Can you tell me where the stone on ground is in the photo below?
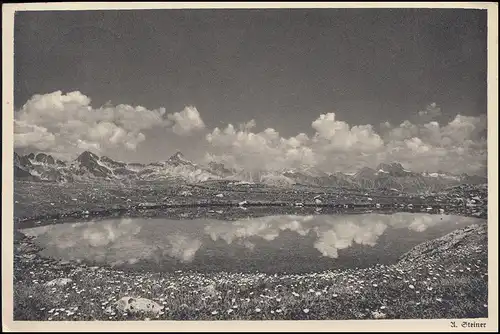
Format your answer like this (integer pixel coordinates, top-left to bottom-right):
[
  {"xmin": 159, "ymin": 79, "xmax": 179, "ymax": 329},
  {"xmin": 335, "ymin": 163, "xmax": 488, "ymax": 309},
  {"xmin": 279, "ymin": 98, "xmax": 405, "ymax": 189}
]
[
  {"xmin": 115, "ymin": 296, "xmax": 162, "ymax": 315},
  {"xmin": 45, "ymin": 278, "xmax": 73, "ymax": 287}
]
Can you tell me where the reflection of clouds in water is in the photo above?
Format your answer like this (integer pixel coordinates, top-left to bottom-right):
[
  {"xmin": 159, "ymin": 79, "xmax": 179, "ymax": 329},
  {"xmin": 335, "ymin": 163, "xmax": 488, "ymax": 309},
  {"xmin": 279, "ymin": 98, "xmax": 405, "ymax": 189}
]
[
  {"xmin": 204, "ymin": 215, "xmax": 313, "ymax": 245},
  {"xmin": 386, "ymin": 213, "xmax": 467, "ymax": 232},
  {"xmin": 21, "ymin": 213, "xmax": 482, "ymax": 264},
  {"xmin": 205, "ymin": 215, "xmax": 390, "ymax": 258},
  {"xmin": 408, "ymin": 215, "xmax": 443, "ymax": 232},
  {"xmin": 204, "ymin": 213, "xmax": 480, "ymax": 259},
  {"xmin": 24, "ymin": 219, "xmax": 142, "ymax": 249},
  {"xmin": 82, "ymin": 219, "xmax": 142, "ymax": 247},
  {"xmin": 313, "ymin": 220, "xmax": 387, "ymax": 258},
  {"xmin": 164, "ymin": 235, "xmax": 202, "ymax": 262},
  {"xmin": 22, "ymin": 218, "xmax": 202, "ymax": 264}
]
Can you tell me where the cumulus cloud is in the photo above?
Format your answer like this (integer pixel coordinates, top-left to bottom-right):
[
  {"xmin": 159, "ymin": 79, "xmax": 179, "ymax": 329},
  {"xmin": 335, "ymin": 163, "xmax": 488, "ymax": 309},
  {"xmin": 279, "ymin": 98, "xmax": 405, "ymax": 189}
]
[
  {"xmin": 14, "ymin": 91, "xmax": 206, "ymax": 158},
  {"xmin": 15, "ymin": 91, "xmax": 486, "ymax": 175},
  {"xmin": 311, "ymin": 113, "xmax": 384, "ymax": 152},
  {"xmin": 380, "ymin": 113, "xmax": 487, "ymax": 175},
  {"xmin": 167, "ymin": 105, "xmax": 206, "ymax": 136},
  {"xmin": 204, "ymin": 111, "xmax": 385, "ymax": 174},
  {"xmin": 417, "ymin": 102, "xmax": 442, "ymax": 120},
  {"xmin": 205, "ymin": 105, "xmax": 486, "ymax": 175},
  {"xmin": 206, "ymin": 122, "xmax": 318, "ymax": 172},
  {"xmin": 14, "ymin": 120, "xmax": 56, "ymax": 150}
]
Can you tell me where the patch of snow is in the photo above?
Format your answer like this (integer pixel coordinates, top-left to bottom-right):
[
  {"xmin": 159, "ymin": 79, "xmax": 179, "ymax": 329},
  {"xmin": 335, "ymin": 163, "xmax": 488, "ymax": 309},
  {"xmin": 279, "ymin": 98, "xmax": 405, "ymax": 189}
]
[
  {"xmin": 234, "ymin": 181, "xmax": 254, "ymax": 186},
  {"xmin": 127, "ymin": 164, "xmax": 145, "ymax": 172},
  {"xmin": 29, "ymin": 169, "xmax": 43, "ymax": 178},
  {"xmin": 177, "ymin": 154, "xmax": 191, "ymax": 164}
]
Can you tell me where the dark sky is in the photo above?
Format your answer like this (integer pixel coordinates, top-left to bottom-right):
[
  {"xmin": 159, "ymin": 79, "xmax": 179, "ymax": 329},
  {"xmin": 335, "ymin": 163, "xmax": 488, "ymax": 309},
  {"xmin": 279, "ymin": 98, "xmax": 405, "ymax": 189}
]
[{"xmin": 14, "ymin": 8, "xmax": 487, "ymax": 138}]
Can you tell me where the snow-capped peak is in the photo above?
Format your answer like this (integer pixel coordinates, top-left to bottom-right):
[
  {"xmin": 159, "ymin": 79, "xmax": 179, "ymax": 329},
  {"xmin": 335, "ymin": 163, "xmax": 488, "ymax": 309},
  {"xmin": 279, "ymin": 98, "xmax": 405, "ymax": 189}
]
[{"xmin": 167, "ymin": 151, "xmax": 195, "ymax": 166}]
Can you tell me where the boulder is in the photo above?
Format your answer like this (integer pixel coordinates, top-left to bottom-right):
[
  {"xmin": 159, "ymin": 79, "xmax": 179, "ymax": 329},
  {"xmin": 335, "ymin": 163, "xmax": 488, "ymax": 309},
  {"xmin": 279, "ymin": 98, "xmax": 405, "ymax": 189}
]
[
  {"xmin": 45, "ymin": 278, "xmax": 73, "ymax": 287},
  {"xmin": 115, "ymin": 296, "xmax": 162, "ymax": 315},
  {"xmin": 201, "ymin": 284, "xmax": 217, "ymax": 297},
  {"xmin": 371, "ymin": 311, "xmax": 387, "ymax": 319}
]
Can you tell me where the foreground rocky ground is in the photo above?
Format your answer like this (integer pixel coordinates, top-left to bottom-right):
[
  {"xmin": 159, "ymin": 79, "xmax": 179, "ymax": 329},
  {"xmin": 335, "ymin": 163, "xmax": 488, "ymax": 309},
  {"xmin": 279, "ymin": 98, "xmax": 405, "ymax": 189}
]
[
  {"xmin": 14, "ymin": 180, "xmax": 487, "ymax": 228},
  {"xmin": 12, "ymin": 180, "xmax": 489, "ymax": 320},
  {"xmin": 14, "ymin": 221, "xmax": 488, "ymax": 321}
]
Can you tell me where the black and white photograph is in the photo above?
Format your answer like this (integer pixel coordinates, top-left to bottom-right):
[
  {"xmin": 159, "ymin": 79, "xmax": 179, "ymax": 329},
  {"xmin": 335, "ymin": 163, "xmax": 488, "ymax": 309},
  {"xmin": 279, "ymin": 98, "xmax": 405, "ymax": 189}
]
[{"xmin": 3, "ymin": 2, "xmax": 498, "ymax": 331}]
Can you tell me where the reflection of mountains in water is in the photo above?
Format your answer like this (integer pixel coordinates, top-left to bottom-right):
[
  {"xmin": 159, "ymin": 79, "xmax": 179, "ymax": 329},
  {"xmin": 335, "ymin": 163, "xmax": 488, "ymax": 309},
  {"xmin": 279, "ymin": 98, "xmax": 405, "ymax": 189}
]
[
  {"xmin": 22, "ymin": 213, "xmax": 483, "ymax": 273},
  {"xmin": 14, "ymin": 150, "xmax": 486, "ymax": 191}
]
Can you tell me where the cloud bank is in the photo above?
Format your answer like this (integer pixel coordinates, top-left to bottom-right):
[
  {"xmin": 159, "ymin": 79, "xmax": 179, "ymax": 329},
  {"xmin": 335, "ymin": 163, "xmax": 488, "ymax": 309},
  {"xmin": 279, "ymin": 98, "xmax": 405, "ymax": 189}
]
[
  {"xmin": 14, "ymin": 91, "xmax": 206, "ymax": 159},
  {"xmin": 206, "ymin": 104, "xmax": 487, "ymax": 175},
  {"xmin": 14, "ymin": 91, "xmax": 487, "ymax": 175}
]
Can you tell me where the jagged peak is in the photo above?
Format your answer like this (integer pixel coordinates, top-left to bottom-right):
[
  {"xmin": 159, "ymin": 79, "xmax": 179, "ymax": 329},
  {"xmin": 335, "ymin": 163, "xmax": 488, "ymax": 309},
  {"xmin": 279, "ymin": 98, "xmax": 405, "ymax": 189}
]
[
  {"xmin": 171, "ymin": 151, "xmax": 185, "ymax": 159},
  {"xmin": 167, "ymin": 151, "xmax": 193, "ymax": 165},
  {"xmin": 16, "ymin": 151, "xmax": 56, "ymax": 164},
  {"xmin": 76, "ymin": 150, "xmax": 100, "ymax": 163},
  {"xmin": 376, "ymin": 162, "xmax": 404, "ymax": 170},
  {"xmin": 34, "ymin": 152, "xmax": 55, "ymax": 164}
]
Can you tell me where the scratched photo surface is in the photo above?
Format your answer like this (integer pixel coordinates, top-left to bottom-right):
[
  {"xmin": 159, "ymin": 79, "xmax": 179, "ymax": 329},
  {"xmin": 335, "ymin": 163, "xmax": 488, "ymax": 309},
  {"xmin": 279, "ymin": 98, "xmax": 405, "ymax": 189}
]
[{"xmin": 12, "ymin": 7, "xmax": 489, "ymax": 322}]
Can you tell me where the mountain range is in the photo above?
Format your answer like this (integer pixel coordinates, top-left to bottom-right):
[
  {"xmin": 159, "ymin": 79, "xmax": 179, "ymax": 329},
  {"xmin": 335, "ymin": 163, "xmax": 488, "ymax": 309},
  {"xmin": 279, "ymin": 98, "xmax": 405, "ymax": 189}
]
[{"xmin": 14, "ymin": 151, "xmax": 487, "ymax": 192}]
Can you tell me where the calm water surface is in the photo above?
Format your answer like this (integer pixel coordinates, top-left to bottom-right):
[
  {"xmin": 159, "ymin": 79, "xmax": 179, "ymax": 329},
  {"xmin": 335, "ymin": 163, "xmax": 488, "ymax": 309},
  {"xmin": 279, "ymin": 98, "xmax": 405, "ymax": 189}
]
[{"xmin": 21, "ymin": 213, "xmax": 484, "ymax": 273}]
